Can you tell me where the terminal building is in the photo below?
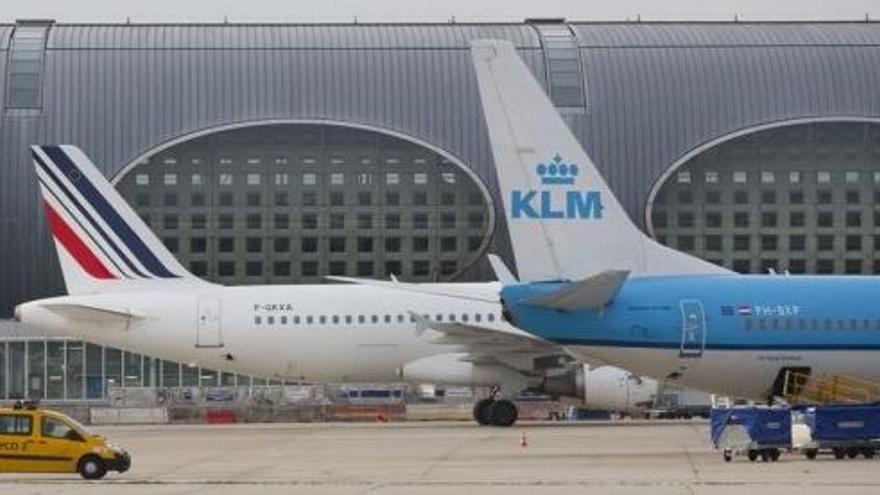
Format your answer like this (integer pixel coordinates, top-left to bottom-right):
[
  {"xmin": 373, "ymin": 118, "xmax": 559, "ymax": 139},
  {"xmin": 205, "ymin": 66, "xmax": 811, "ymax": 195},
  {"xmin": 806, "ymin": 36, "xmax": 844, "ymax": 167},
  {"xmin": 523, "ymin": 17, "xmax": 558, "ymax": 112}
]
[{"xmin": 2, "ymin": 19, "xmax": 880, "ymax": 402}]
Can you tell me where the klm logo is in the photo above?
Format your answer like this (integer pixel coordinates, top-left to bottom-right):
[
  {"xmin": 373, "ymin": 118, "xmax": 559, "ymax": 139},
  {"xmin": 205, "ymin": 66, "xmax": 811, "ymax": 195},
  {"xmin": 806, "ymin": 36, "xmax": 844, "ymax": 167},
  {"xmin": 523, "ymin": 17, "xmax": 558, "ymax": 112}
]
[{"xmin": 511, "ymin": 154, "xmax": 604, "ymax": 220}]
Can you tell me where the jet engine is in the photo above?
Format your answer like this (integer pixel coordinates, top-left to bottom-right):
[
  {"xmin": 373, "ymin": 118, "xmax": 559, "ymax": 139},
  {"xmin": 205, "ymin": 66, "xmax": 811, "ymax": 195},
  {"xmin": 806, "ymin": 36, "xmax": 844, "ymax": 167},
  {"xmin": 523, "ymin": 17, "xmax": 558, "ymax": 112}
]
[{"xmin": 540, "ymin": 365, "xmax": 658, "ymax": 413}]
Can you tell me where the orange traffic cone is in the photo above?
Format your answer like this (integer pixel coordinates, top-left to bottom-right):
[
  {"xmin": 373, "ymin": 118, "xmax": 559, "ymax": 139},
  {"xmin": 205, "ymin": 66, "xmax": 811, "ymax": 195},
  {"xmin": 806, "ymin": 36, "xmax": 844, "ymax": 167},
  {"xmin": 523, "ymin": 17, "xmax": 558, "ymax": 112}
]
[{"xmin": 520, "ymin": 432, "xmax": 528, "ymax": 448}]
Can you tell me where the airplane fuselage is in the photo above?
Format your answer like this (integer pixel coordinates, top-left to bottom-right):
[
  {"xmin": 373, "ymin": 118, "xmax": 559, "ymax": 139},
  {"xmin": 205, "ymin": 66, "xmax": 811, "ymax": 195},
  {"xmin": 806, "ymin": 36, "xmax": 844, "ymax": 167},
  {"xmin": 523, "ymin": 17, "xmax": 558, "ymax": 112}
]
[
  {"xmin": 502, "ymin": 274, "xmax": 880, "ymax": 399},
  {"xmin": 18, "ymin": 283, "xmax": 506, "ymax": 383}
]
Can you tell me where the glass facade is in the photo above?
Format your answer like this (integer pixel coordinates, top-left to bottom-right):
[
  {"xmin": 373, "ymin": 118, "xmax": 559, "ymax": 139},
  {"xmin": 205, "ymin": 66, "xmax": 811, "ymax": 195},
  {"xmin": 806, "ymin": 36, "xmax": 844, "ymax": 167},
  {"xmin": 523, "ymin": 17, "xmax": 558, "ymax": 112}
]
[
  {"xmin": 0, "ymin": 338, "xmax": 274, "ymax": 401},
  {"xmin": 650, "ymin": 122, "xmax": 880, "ymax": 274},
  {"xmin": 5, "ymin": 22, "xmax": 50, "ymax": 110},
  {"xmin": 116, "ymin": 123, "xmax": 493, "ymax": 284}
]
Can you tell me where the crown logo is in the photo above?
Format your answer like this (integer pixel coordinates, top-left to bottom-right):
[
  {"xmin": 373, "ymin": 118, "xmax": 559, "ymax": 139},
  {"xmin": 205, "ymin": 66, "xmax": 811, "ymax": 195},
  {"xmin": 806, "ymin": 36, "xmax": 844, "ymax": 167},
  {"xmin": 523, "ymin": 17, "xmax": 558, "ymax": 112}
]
[{"xmin": 536, "ymin": 154, "xmax": 578, "ymax": 186}]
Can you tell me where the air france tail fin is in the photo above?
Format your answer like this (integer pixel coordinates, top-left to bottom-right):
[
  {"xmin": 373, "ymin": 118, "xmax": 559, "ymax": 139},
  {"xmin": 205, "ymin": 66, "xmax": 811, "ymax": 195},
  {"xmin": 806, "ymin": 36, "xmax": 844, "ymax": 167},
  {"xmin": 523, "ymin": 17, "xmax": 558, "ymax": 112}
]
[
  {"xmin": 31, "ymin": 145, "xmax": 214, "ymax": 295},
  {"xmin": 470, "ymin": 40, "xmax": 730, "ymax": 281}
]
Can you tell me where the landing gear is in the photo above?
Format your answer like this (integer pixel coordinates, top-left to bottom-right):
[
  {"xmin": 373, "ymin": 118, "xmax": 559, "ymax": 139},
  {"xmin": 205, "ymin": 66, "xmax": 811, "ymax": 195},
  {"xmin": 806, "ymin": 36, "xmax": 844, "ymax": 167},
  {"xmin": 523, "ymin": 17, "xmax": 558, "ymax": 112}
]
[
  {"xmin": 487, "ymin": 399, "xmax": 518, "ymax": 427},
  {"xmin": 473, "ymin": 398, "xmax": 494, "ymax": 426},
  {"xmin": 472, "ymin": 397, "xmax": 519, "ymax": 427}
]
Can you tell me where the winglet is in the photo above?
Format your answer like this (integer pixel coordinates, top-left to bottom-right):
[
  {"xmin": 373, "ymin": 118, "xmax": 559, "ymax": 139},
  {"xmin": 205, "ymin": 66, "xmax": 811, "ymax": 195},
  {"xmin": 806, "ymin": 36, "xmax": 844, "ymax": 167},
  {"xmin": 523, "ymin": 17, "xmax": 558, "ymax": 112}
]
[
  {"xmin": 524, "ymin": 270, "xmax": 630, "ymax": 312},
  {"xmin": 487, "ymin": 254, "xmax": 518, "ymax": 284}
]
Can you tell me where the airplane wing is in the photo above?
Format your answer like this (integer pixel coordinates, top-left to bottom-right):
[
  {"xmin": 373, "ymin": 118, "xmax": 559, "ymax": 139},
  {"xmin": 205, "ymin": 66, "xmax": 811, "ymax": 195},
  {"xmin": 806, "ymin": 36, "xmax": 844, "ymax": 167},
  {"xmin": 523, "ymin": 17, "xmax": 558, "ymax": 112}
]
[
  {"xmin": 523, "ymin": 270, "xmax": 629, "ymax": 312},
  {"xmin": 408, "ymin": 312, "xmax": 581, "ymax": 372}
]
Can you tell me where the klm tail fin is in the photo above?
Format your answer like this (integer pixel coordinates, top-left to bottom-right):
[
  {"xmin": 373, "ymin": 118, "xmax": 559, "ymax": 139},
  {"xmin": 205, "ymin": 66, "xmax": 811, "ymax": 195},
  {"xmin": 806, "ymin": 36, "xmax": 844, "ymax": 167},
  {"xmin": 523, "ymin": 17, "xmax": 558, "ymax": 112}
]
[
  {"xmin": 31, "ymin": 145, "xmax": 214, "ymax": 295},
  {"xmin": 470, "ymin": 40, "xmax": 730, "ymax": 281}
]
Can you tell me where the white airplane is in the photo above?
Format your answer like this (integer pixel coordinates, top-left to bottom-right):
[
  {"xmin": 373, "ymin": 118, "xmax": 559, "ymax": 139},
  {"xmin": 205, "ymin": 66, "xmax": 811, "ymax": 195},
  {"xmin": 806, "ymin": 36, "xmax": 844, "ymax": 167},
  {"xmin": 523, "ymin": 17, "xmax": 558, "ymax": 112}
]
[{"xmin": 15, "ymin": 144, "xmax": 656, "ymax": 426}]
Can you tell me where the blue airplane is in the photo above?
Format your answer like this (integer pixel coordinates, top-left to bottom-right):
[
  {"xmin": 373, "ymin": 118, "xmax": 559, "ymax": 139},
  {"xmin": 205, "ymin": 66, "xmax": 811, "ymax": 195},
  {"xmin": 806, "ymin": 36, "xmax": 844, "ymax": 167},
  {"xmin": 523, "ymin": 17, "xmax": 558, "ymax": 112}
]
[{"xmin": 470, "ymin": 39, "xmax": 880, "ymax": 400}]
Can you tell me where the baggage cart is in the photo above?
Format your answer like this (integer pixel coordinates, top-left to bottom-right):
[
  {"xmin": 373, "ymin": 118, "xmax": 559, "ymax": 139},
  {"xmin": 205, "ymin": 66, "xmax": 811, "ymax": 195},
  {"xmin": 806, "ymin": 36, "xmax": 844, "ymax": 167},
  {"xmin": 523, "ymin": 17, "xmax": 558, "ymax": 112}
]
[
  {"xmin": 710, "ymin": 406, "xmax": 791, "ymax": 462},
  {"xmin": 802, "ymin": 404, "xmax": 880, "ymax": 460}
]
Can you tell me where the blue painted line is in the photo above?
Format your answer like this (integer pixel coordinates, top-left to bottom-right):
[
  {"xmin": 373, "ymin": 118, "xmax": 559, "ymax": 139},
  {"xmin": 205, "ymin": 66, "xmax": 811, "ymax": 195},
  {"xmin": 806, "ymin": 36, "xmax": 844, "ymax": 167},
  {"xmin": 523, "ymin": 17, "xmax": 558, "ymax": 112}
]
[
  {"xmin": 43, "ymin": 146, "xmax": 178, "ymax": 279},
  {"xmin": 33, "ymin": 149, "xmax": 145, "ymax": 278}
]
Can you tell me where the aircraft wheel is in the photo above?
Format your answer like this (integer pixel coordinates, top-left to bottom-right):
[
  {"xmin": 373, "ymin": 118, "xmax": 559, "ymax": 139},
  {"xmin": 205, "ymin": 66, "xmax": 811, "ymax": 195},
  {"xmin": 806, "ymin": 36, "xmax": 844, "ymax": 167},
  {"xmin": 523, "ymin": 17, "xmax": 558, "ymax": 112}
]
[
  {"xmin": 473, "ymin": 398, "xmax": 494, "ymax": 426},
  {"xmin": 833, "ymin": 447, "xmax": 846, "ymax": 459},
  {"xmin": 847, "ymin": 447, "xmax": 859, "ymax": 459},
  {"xmin": 747, "ymin": 450, "xmax": 758, "ymax": 462},
  {"xmin": 488, "ymin": 399, "xmax": 518, "ymax": 427},
  {"xmin": 760, "ymin": 450, "xmax": 770, "ymax": 462},
  {"xmin": 723, "ymin": 449, "xmax": 733, "ymax": 462},
  {"xmin": 78, "ymin": 455, "xmax": 107, "ymax": 480},
  {"xmin": 863, "ymin": 448, "xmax": 875, "ymax": 459},
  {"xmin": 805, "ymin": 448, "xmax": 818, "ymax": 460},
  {"xmin": 769, "ymin": 449, "xmax": 780, "ymax": 462}
]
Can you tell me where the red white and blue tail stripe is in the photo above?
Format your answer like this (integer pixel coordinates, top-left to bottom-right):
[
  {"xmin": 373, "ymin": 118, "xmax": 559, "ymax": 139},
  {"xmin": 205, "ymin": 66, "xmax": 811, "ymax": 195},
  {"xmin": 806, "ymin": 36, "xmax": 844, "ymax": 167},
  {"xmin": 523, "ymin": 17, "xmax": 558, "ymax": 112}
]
[{"xmin": 32, "ymin": 145, "xmax": 209, "ymax": 294}]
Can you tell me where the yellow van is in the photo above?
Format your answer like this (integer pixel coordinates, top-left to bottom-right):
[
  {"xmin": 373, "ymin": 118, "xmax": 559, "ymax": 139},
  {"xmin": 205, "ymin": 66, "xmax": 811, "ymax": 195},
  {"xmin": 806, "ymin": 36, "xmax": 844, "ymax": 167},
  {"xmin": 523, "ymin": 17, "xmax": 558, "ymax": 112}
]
[{"xmin": 0, "ymin": 402, "xmax": 130, "ymax": 479}]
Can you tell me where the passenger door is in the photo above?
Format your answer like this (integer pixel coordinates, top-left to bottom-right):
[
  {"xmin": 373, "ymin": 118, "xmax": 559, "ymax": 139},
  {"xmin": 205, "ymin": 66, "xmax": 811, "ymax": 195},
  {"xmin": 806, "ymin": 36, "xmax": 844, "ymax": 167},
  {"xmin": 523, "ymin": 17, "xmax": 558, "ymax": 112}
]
[
  {"xmin": 679, "ymin": 299, "xmax": 706, "ymax": 357},
  {"xmin": 28, "ymin": 415, "xmax": 82, "ymax": 473},
  {"xmin": 196, "ymin": 297, "xmax": 224, "ymax": 348}
]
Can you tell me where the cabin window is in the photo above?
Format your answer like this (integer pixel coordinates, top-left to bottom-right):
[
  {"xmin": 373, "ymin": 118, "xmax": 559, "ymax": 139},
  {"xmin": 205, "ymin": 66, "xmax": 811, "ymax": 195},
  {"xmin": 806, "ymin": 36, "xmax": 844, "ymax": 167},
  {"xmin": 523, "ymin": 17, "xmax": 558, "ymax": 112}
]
[
  {"xmin": 345, "ymin": 315, "xmax": 352, "ymax": 324},
  {"xmin": 306, "ymin": 316, "xmax": 313, "ymax": 324},
  {"xmin": 332, "ymin": 315, "xmax": 339, "ymax": 324},
  {"xmin": 254, "ymin": 316, "xmax": 261, "ymax": 325},
  {"xmin": 384, "ymin": 315, "xmax": 391, "ymax": 324},
  {"xmin": 294, "ymin": 316, "xmax": 301, "ymax": 324},
  {"xmin": 784, "ymin": 319, "xmax": 792, "ymax": 330},
  {"xmin": 281, "ymin": 316, "xmax": 288, "ymax": 325},
  {"xmin": 397, "ymin": 314, "xmax": 405, "ymax": 323},
  {"xmin": 462, "ymin": 314, "xmax": 469, "ymax": 322},
  {"xmin": 771, "ymin": 319, "xmax": 779, "ymax": 330},
  {"xmin": 824, "ymin": 319, "xmax": 832, "ymax": 330},
  {"xmin": 358, "ymin": 315, "xmax": 365, "ymax": 324},
  {"xmin": 371, "ymin": 315, "xmax": 378, "ymax": 324},
  {"xmin": 267, "ymin": 316, "xmax": 275, "ymax": 325},
  {"xmin": 851, "ymin": 319, "xmax": 858, "ymax": 330},
  {"xmin": 757, "ymin": 319, "xmax": 766, "ymax": 330},
  {"xmin": 744, "ymin": 319, "xmax": 752, "ymax": 330},
  {"xmin": 449, "ymin": 314, "xmax": 456, "ymax": 322},
  {"xmin": 863, "ymin": 319, "xmax": 870, "ymax": 330},
  {"xmin": 475, "ymin": 313, "xmax": 482, "ymax": 323},
  {"xmin": 436, "ymin": 314, "xmax": 443, "ymax": 322},
  {"xmin": 837, "ymin": 319, "xmax": 845, "ymax": 331},
  {"xmin": 488, "ymin": 313, "xmax": 496, "ymax": 322}
]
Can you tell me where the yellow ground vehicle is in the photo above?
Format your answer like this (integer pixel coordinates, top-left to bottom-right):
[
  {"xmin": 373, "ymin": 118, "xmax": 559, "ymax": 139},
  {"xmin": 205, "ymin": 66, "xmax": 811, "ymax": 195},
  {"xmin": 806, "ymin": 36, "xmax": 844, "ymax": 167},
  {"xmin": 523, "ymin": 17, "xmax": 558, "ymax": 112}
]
[{"xmin": 0, "ymin": 402, "xmax": 130, "ymax": 479}]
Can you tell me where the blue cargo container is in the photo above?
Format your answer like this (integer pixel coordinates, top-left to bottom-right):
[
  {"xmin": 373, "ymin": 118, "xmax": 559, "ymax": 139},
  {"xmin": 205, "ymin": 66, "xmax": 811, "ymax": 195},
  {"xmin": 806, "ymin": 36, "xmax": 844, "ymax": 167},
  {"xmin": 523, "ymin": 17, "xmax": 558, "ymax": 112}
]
[
  {"xmin": 803, "ymin": 404, "xmax": 880, "ymax": 459},
  {"xmin": 711, "ymin": 406, "xmax": 791, "ymax": 462}
]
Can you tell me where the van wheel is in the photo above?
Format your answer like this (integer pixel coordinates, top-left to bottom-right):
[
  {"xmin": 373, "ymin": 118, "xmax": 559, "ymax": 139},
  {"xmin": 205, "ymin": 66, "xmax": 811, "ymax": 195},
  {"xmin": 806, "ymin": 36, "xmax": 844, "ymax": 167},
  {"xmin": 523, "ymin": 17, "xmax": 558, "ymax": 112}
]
[{"xmin": 78, "ymin": 455, "xmax": 107, "ymax": 480}]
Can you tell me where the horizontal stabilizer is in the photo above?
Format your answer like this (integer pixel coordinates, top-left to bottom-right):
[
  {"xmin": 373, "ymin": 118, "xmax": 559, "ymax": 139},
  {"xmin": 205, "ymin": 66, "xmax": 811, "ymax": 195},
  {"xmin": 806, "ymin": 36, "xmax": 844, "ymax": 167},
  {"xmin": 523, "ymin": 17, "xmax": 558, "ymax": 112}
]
[
  {"xmin": 42, "ymin": 302, "xmax": 145, "ymax": 322},
  {"xmin": 524, "ymin": 270, "xmax": 629, "ymax": 312}
]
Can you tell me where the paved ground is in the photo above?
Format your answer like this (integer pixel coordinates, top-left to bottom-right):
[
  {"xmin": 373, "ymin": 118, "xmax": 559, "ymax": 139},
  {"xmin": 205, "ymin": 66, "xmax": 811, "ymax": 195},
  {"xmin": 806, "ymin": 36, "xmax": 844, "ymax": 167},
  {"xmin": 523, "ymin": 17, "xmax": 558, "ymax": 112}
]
[{"xmin": 2, "ymin": 421, "xmax": 880, "ymax": 494}]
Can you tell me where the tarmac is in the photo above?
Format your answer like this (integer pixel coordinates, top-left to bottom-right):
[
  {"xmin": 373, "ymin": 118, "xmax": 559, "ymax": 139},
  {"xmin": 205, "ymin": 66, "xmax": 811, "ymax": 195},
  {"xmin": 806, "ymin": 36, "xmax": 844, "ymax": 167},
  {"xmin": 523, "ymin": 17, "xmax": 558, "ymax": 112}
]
[{"xmin": 2, "ymin": 420, "xmax": 880, "ymax": 494}]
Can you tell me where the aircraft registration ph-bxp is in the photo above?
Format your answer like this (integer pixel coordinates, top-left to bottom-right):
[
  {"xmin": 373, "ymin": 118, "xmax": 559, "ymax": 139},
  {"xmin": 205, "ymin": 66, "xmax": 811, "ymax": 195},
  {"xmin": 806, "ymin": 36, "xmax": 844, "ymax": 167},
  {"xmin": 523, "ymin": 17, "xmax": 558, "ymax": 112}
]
[
  {"xmin": 14, "ymin": 145, "xmax": 655, "ymax": 427},
  {"xmin": 470, "ymin": 39, "xmax": 880, "ymax": 401}
]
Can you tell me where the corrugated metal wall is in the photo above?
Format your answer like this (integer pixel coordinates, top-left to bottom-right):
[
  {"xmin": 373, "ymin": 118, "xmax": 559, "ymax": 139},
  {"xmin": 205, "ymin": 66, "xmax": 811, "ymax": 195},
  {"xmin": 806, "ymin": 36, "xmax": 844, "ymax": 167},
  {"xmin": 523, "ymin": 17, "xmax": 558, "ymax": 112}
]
[{"xmin": 2, "ymin": 21, "xmax": 880, "ymax": 317}]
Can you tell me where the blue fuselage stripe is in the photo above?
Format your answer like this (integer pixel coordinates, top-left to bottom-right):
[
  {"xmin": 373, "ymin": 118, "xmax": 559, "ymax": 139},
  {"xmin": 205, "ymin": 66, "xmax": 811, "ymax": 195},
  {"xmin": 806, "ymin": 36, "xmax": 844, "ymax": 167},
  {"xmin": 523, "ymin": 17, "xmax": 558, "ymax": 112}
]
[{"xmin": 503, "ymin": 275, "xmax": 880, "ymax": 355}]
